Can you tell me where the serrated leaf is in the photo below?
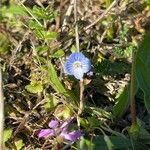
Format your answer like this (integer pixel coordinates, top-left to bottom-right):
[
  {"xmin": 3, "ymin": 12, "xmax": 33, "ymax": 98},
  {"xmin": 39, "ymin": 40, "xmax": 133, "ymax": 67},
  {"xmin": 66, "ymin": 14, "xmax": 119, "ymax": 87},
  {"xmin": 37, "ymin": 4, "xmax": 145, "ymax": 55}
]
[
  {"xmin": 4, "ymin": 128, "xmax": 13, "ymax": 143},
  {"xmin": 51, "ymin": 49, "xmax": 64, "ymax": 58},
  {"xmin": 54, "ymin": 104, "xmax": 73, "ymax": 120},
  {"xmin": 28, "ymin": 20, "xmax": 43, "ymax": 30},
  {"xmin": 25, "ymin": 82, "xmax": 43, "ymax": 94},
  {"xmin": 0, "ymin": 32, "xmax": 11, "ymax": 55},
  {"xmin": 32, "ymin": 6, "xmax": 56, "ymax": 21},
  {"xmin": 112, "ymin": 85, "xmax": 129, "ymax": 118},
  {"xmin": 44, "ymin": 95, "xmax": 59, "ymax": 110},
  {"xmin": 45, "ymin": 31, "xmax": 58, "ymax": 40},
  {"xmin": 14, "ymin": 139, "xmax": 24, "ymax": 150},
  {"xmin": 36, "ymin": 46, "xmax": 49, "ymax": 55},
  {"xmin": 1, "ymin": 5, "xmax": 27, "ymax": 17},
  {"xmin": 34, "ymin": 29, "xmax": 45, "ymax": 39}
]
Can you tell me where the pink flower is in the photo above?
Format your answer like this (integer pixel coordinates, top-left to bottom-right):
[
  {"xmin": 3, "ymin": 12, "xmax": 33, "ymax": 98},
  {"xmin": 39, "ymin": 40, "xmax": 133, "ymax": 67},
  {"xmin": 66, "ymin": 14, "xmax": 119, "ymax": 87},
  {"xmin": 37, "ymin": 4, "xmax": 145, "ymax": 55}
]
[{"xmin": 38, "ymin": 118, "xmax": 82, "ymax": 142}]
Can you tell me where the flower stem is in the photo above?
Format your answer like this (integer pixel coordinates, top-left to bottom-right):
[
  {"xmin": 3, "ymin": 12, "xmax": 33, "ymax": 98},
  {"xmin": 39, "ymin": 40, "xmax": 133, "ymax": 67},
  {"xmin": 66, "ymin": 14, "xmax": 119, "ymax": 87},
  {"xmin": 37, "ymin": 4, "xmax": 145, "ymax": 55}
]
[
  {"xmin": 74, "ymin": 0, "xmax": 80, "ymax": 52},
  {"xmin": 78, "ymin": 79, "xmax": 84, "ymax": 115},
  {"xmin": 130, "ymin": 50, "xmax": 137, "ymax": 125},
  {"xmin": 0, "ymin": 69, "xmax": 4, "ymax": 150}
]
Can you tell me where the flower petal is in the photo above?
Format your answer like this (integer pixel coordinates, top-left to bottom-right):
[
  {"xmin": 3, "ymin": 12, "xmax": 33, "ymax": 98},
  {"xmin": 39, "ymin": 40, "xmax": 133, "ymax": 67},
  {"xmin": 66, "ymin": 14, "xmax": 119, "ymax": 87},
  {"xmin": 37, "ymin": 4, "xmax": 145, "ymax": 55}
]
[
  {"xmin": 38, "ymin": 129, "xmax": 54, "ymax": 138},
  {"xmin": 73, "ymin": 67, "xmax": 84, "ymax": 80},
  {"xmin": 81, "ymin": 58, "xmax": 91, "ymax": 73},
  {"xmin": 69, "ymin": 52, "xmax": 85, "ymax": 62},
  {"xmin": 48, "ymin": 120, "xmax": 59, "ymax": 128},
  {"xmin": 60, "ymin": 130, "xmax": 82, "ymax": 142},
  {"xmin": 60, "ymin": 117, "xmax": 74, "ymax": 131},
  {"xmin": 64, "ymin": 61, "xmax": 74, "ymax": 75},
  {"xmin": 64, "ymin": 52, "xmax": 91, "ymax": 79}
]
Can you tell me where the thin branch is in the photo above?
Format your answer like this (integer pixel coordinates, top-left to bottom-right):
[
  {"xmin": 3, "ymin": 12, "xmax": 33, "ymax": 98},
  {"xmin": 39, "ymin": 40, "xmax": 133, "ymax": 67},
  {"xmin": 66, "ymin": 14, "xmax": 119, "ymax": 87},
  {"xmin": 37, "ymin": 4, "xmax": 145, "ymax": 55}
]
[
  {"xmin": 0, "ymin": 69, "xmax": 4, "ymax": 149},
  {"xmin": 74, "ymin": 0, "xmax": 80, "ymax": 52},
  {"xmin": 62, "ymin": 0, "xmax": 75, "ymax": 31},
  {"xmin": 78, "ymin": 80, "xmax": 84, "ymax": 115},
  {"xmin": 84, "ymin": 0, "xmax": 120, "ymax": 31}
]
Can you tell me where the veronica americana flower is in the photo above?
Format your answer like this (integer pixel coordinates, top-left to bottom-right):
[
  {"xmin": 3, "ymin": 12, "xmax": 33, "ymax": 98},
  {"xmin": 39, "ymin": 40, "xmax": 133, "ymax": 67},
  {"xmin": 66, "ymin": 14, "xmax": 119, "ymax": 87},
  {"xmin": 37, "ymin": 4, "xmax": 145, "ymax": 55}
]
[
  {"xmin": 38, "ymin": 119, "xmax": 82, "ymax": 142},
  {"xmin": 64, "ymin": 52, "xmax": 91, "ymax": 80}
]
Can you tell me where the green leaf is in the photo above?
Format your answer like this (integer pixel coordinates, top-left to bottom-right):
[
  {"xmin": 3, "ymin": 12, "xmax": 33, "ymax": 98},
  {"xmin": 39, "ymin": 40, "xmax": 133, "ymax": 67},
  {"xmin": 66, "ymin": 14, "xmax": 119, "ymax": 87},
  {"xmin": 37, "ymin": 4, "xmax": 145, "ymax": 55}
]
[
  {"xmin": 44, "ymin": 94, "xmax": 59, "ymax": 110},
  {"xmin": 78, "ymin": 137, "xmax": 95, "ymax": 150},
  {"xmin": 104, "ymin": 135, "xmax": 114, "ymax": 150},
  {"xmin": 136, "ymin": 33, "xmax": 150, "ymax": 113},
  {"xmin": 32, "ymin": 6, "xmax": 56, "ymax": 21},
  {"xmin": 112, "ymin": 85, "xmax": 129, "ymax": 118},
  {"xmin": 51, "ymin": 49, "xmax": 65, "ymax": 58},
  {"xmin": 25, "ymin": 82, "xmax": 43, "ymax": 94},
  {"xmin": 0, "ymin": 32, "xmax": 11, "ymax": 55},
  {"xmin": 1, "ymin": 5, "xmax": 27, "ymax": 17},
  {"xmin": 45, "ymin": 31, "xmax": 58, "ymax": 40},
  {"xmin": 78, "ymin": 136, "xmax": 131, "ymax": 150},
  {"xmin": 4, "ymin": 128, "xmax": 13, "ymax": 143},
  {"xmin": 34, "ymin": 29, "xmax": 45, "ymax": 39},
  {"xmin": 28, "ymin": 20, "xmax": 43, "ymax": 30},
  {"xmin": 48, "ymin": 62, "xmax": 77, "ymax": 102},
  {"xmin": 87, "ymin": 107, "xmax": 111, "ymax": 119},
  {"xmin": 48, "ymin": 62, "xmax": 66, "ymax": 94},
  {"xmin": 14, "ymin": 139, "xmax": 24, "ymax": 150},
  {"xmin": 36, "ymin": 46, "xmax": 49, "ymax": 55}
]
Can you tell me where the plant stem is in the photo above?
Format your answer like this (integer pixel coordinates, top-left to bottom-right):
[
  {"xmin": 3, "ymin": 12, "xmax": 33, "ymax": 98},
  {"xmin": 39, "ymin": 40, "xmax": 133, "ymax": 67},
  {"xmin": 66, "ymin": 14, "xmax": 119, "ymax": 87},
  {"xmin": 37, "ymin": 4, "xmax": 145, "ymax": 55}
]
[
  {"xmin": 130, "ymin": 50, "xmax": 137, "ymax": 125},
  {"xmin": 0, "ymin": 69, "xmax": 4, "ymax": 149},
  {"xmin": 74, "ymin": 0, "xmax": 80, "ymax": 52},
  {"xmin": 78, "ymin": 79, "xmax": 84, "ymax": 115}
]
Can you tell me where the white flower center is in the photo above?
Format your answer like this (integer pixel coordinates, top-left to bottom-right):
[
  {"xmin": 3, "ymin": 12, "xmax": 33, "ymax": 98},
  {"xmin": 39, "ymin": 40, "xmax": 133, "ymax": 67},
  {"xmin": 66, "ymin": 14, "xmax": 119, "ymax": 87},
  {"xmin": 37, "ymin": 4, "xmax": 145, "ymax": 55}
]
[{"xmin": 73, "ymin": 61, "xmax": 82, "ymax": 69}]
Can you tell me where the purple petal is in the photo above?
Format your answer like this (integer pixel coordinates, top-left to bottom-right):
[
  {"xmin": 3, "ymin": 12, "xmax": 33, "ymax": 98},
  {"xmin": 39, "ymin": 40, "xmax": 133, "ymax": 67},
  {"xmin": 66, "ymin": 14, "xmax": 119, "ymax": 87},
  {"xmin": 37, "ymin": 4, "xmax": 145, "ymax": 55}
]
[
  {"xmin": 60, "ymin": 121, "xmax": 69, "ymax": 129},
  {"xmin": 60, "ymin": 130, "xmax": 82, "ymax": 141},
  {"xmin": 38, "ymin": 129, "xmax": 54, "ymax": 138},
  {"xmin": 48, "ymin": 120, "xmax": 59, "ymax": 128},
  {"xmin": 60, "ymin": 117, "xmax": 74, "ymax": 131}
]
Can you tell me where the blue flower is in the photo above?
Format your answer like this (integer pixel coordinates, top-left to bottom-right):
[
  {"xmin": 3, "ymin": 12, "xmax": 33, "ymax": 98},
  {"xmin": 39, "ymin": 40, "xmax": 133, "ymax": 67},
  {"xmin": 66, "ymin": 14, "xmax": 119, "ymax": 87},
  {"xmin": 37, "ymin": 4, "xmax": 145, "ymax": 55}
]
[{"xmin": 64, "ymin": 52, "xmax": 91, "ymax": 80}]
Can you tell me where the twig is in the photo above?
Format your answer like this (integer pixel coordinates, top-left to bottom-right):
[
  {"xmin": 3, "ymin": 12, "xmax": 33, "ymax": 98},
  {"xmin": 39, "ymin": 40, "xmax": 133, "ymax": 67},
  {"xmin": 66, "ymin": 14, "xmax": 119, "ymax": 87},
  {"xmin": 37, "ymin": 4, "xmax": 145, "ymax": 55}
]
[
  {"xmin": 74, "ymin": 0, "xmax": 80, "ymax": 52},
  {"xmin": 84, "ymin": 0, "xmax": 120, "ymax": 31},
  {"xmin": 0, "ymin": 69, "xmax": 4, "ymax": 149},
  {"xmin": 62, "ymin": 0, "xmax": 75, "ymax": 31},
  {"xmin": 78, "ymin": 80, "xmax": 84, "ymax": 115}
]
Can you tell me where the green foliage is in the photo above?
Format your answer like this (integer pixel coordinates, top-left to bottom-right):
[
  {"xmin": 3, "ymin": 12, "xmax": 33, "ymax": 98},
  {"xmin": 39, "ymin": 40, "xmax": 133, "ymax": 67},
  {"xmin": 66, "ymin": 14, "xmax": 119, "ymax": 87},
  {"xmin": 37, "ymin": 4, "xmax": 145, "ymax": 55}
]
[
  {"xmin": 14, "ymin": 139, "xmax": 24, "ymax": 150},
  {"xmin": 95, "ymin": 59, "xmax": 130, "ymax": 76},
  {"xmin": 136, "ymin": 33, "xmax": 150, "ymax": 113},
  {"xmin": 51, "ymin": 49, "xmax": 65, "ymax": 58},
  {"xmin": 2, "ymin": 1, "xmax": 150, "ymax": 149},
  {"xmin": 78, "ymin": 136, "xmax": 132, "ymax": 150},
  {"xmin": 4, "ymin": 128, "xmax": 13, "ymax": 143},
  {"xmin": 1, "ymin": 4, "xmax": 27, "ymax": 17},
  {"xmin": 44, "ymin": 94, "xmax": 60, "ymax": 110},
  {"xmin": 32, "ymin": 6, "xmax": 57, "ymax": 21},
  {"xmin": 114, "ymin": 44, "xmax": 133, "ymax": 58},
  {"xmin": 113, "ymin": 85, "xmax": 129, "ymax": 118},
  {"xmin": 25, "ymin": 81, "xmax": 43, "ymax": 94},
  {"xmin": 0, "ymin": 32, "xmax": 11, "ymax": 55},
  {"xmin": 48, "ymin": 62, "xmax": 77, "ymax": 102}
]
